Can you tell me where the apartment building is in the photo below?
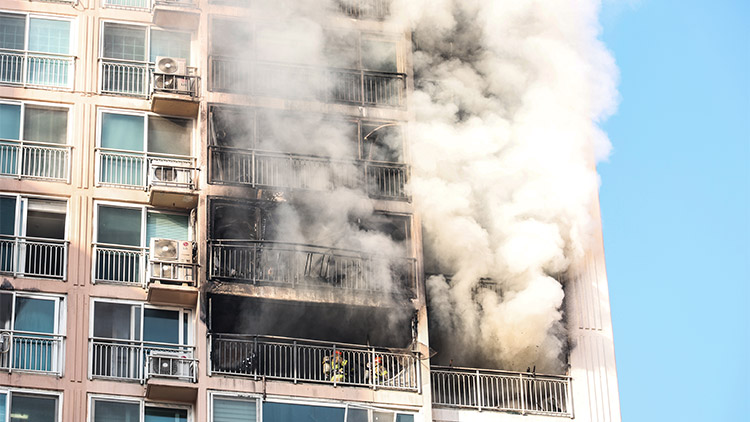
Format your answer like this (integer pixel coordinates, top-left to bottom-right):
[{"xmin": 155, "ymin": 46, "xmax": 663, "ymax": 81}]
[{"xmin": 0, "ymin": 0, "xmax": 620, "ymax": 421}]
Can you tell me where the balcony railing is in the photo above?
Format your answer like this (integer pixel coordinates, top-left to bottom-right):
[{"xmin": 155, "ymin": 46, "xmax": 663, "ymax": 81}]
[
  {"xmin": 89, "ymin": 337, "xmax": 196, "ymax": 383},
  {"xmin": 100, "ymin": 58, "xmax": 200, "ymax": 98},
  {"xmin": 0, "ymin": 330, "xmax": 65, "ymax": 376},
  {"xmin": 93, "ymin": 243, "xmax": 146, "ymax": 286},
  {"xmin": 103, "ymin": 0, "xmax": 196, "ymax": 9},
  {"xmin": 96, "ymin": 148, "xmax": 195, "ymax": 190},
  {"xmin": 431, "ymin": 366, "xmax": 572, "ymax": 417},
  {"xmin": 337, "ymin": 0, "xmax": 389, "ymax": 20},
  {"xmin": 0, "ymin": 235, "xmax": 68, "ymax": 280},
  {"xmin": 209, "ymin": 147, "xmax": 410, "ymax": 200},
  {"xmin": 209, "ymin": 334, "xmax": 420, "ymax": 391},
  {"xmin": 209, "ymin": 58, "xmax": 405, "ymax": 107},
  {"xmin": 0, "ymin": 49, "xmax": 74, "ymax": 89},
  {"xmin": 208, "ymin": 240, "xmax": 416, "ymax": 295},
  {"xmin": 0, "ymin": 140, "xmax": 71, "ymax": 182},
  {"xmin": 149, "ymin": 259, "xmax": 196, "ymax": 286}
]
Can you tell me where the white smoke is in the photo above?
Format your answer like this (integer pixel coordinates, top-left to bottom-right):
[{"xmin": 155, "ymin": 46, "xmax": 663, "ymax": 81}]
[{"xmin": 383, "ymin": 0, "xmax": 618, "ymax": 372}]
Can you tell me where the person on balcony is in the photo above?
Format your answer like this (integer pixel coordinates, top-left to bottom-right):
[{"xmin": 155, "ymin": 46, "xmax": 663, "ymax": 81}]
[
  {"xmin": 366, "ymin": 356, "xmax": 388, "ymax": 384},
  {"xmin": 323, "ymin": 350, "xmax": 348, "ymax": 382}
]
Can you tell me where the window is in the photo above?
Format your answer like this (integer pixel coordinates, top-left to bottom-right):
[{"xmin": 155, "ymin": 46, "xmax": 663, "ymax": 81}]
[
  {"xmin": 0, "ymin": 390, "xmax": 61, "ymax": 421},
  {"xmin": 100, "ymin": 22, "xmax": 192, "ymax": 96},
  {"xmin": 212, "ymin": 396, "xmax": 257, "ymax": 422},
  {"xmin": 0, "ymin": 13, "xmax": 74, "ymax": 87},
  {"xmin": 97, "ymin": 110, "xmax": 193, "ymax": 187},
  {"xmin": 90, "ymin": 300, "xmax": 193, "ymax": 381},
  {"xmin": 0, "ymin": 194, "xmax": 67, "ymax": 279},
  {"xmin": 0, "ymin": 100, "xmax": 70, "ymax": 181},
  {"xmin": 0, "ymin": 292, "xmax": 65, "ymax": 374},
  {"xmin": 91, "ymin": 397, "xmax": 190, "ymax": 422},
  {"xmin": 93, "ymin": 202, "xmax": 190, "ymax": 284}
]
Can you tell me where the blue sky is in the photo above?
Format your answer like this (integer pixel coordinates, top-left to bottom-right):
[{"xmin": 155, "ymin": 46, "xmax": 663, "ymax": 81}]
[{"xmin": 598, "ymin": 1, "xmax": 749, "ymax": 420}]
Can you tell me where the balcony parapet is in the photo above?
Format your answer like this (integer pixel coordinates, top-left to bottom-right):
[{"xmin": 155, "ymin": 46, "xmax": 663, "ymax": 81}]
[
  {"xmin": 431, "ymin": 366, "xmax": 573, "ymax": 417},
  {"xmin": 0, "ymin": 330, "xmax": 65, "ymax": 376},
  {"xmin": 0, "ymin": 49, "xmax": 74, "ymax": 90},
  {"xmin": 209, "ymin": 147, "xmax": 409, "ymax": 200},
  {"xmin": 0, "ymin": 235, "xmax": 68, "ymax": 280},
  {"xmin": 99, "ymin": 58, "xmax": 200, "ymax": 102},
  {"xmin": 102, "ymin": 0, "xmax": 197, "ymax": 11},
  {"xmin": 208, "ymin": 240, "xmax": 416, "ymax": 296},
  {"xmin": 209, "ymin": 58, "xmax": 405, "ymax": 108},
  {"xmin": 89, "ymin": 337, "xmax": 197, "ymax": 383},
  {"xmin": 209, "ymin": 333, "xmax": 421, "ymax": 392},
  {"xmin": 0, "ymin": 140, "xmax": 71, "ymax": 183},
  {"xmin": 96, "ymin": 148, "xmax": 196, "ymax": 192}
]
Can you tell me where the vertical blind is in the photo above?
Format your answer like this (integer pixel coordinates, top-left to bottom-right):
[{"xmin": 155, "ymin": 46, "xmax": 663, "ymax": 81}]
[
  {"xmin": 146, "ymin": 212, "xmax": 189, "ymax": 244},
  {"xmin": 213, "ymin": 398, "xmax": 257, "ymax": 422},
  {"xmin": 103, "ymin": 24, "xmax": 146, "ymax": 61},
  {"xmin": 28, "ymin": 18, "xmax": 70, "ymax": 54},
  {"xmin": 0, "ymin": 14, "xmax": 25, "ymax": 50}
]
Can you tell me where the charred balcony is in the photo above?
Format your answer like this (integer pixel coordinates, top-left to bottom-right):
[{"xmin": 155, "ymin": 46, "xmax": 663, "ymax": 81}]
[
  {"xmin": 208, "ymin": 295, "xmax": 420, "ymax": 392},
  {"xmin": 207, "ymin": 198, "xmax": 416, "ymax": 299},
  {"xmin": 207, "ymin": 0, "xmax": 390, "ymax": 21},
  {"xmin": 208, "ymin": 107, "xmax": 410, "ymax": 201}
]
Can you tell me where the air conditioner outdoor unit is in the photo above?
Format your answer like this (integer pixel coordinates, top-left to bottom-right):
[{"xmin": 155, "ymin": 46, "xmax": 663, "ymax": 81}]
[
  {"xmin": 154, "ymin": 56, "xmax": 190, "ymax": 93},
  {"xmin": 150, "ymin": 238, "xmax": 193, "ymax": 264},
  {"xmin": 150, "ymin": 159, "xmax": 192, "ymax": 186},
  {"xmin": 149, "ymin": 351, "xmax": 193, "ymax": 378}
]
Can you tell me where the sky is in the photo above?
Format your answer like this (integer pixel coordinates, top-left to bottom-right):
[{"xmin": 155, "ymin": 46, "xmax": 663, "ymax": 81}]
[{"xmin": 597, "ymin": 1, "xmax": 749, "ymax": 421}]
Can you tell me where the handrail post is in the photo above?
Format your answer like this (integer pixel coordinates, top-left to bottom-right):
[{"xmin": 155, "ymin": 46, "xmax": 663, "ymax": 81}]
[
  {"xmin": 62, "ymin": 242, "xmax": 68, "ymax": 281},
  {"xmin": 519, "ymin": 372, "xmax": 526, "ymax": 415},
  {"xmin": 293, "ymin": 340, "xmax": 298, "ymax": 384},
  {"xmin": 332, "ymin": 344, "xmax": 337, "ymax": 387},
  {"xmin": 253, "ymin": 336, "xmax": 258, "ymax": 381},
  {"xmin": 475, "ymin": 369, "xmax": 482, "ymax": 411},
  {"xmin": 251, "ymin": 149, "xmax": 256, "ymax": 188},
  {"xmin": 7, "ymin": 331, "xmax": 13, "ymax": 374},
  {"xmin": 370, "ymin": 347, "xmax": 376, "ymax": 390},
  {"xmin": 207, "ymin": 334, "xmax": 213, "ymax": 377},
  {"xmin": 16, "ymin": 141, "xmax": 23, "ymax": 179},
  {"xmin": 139, "ymin": 341, "xmax": 145, "ymax": 383},
  {"xmin": 416, "ymin": 352, "xmax": 422, "ymax": 393}
]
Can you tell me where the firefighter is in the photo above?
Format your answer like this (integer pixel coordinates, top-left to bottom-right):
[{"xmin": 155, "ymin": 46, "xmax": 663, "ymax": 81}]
[
  {"xmin": 324, "ymin": 350, "xmax": 348, "ymax": 382},
  {"xmin": 367, "ymin": 356, "xmax": 388, "ymax": 384}
]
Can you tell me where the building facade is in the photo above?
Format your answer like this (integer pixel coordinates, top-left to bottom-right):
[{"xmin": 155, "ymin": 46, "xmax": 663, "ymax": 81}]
[{"xmin": 0, "ymin": 0, "xmax": 620, "ymax": 421}]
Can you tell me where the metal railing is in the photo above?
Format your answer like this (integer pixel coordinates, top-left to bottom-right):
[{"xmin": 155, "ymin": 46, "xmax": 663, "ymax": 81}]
[
  {"xmin": 209, "ymin": 334, "xmax": 420, "ymax": 391},
  {"xmin": 431, "ymin": 366, "xmax": 572, "ymax": 417},
  {"xmin": 0, "ymin": 140, "xmax": 71, "ymax": 182},
  {"xmin": 93, "ymin": 243, "xmax": 146, "ymax": 286},
  {"xmin": 0, "ymin": 330, "xmax": 65, "ymax": 376},
  {"xmin": 103, "ymin": 0, "xmax": 196, "ymax": 9},
  {"xmin": 208, "ymin": 240, "xmax": 416, "ymax": 295},
  {"xmin": 97, "ymin": 148, "xmax": 195, "ymax": 190},
  {"xmin": 337, "ymin": 0, "xmax": 390, "ymax": 19},
  {"xmin": 149, "ymin": 259, "xmax": 197, "ymax": 287},
  {"xmin": 89, "ymin": 337, "xmax": 196, "ymax": 383},
  {"xmin": 0, "ymin": 235, "xmax": 68, "ymax": 280},
  {"xmin": 209, "ymin": 58, "xmax": 405, "ymax": 107},
  {"xmin": 210, "ymin": 147, "xmax": 409, "ymax": 200},
  {"xmin": 0, "ymin": 49, "xmax": 74, "ymax": 89},
  {"xmin": 100, "ymin": 58, "xmax": 200, "ymax": 98}
]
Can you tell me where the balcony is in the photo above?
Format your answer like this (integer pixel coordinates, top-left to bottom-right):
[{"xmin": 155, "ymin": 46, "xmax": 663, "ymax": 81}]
[
  {"xmin": 0, "ymin": 140, "xmax": 71, "ymax": 182},
  {"xmin": 0, "ymin": 235, "xmax": 68, "ymax": 280},
  {"xmin": 208, "ymin": 240, "xmax": 416, "ymax": 296},
  {"xmin": 93, "ymin": 243, "xmax": 146, "ymax": 286},
  {"xmin": 99, "ymin": 59, "xmax": 200, "ymax": 115},
  {"xmin": 0, "ymin": 49, "xmax": 74, "ymax": 89},
  {"xmin": 336, "ymin": 0, "xmax": 390, "ymax": 20},
  {"xmin": 89, "ymin": 337, "xmax": 196, "ymax": 383},
  {"xmin": 147, "ymin": 258, "xmax": 199, "ymax": 306},
  {"xmin": 96, "ymin": 149, "xmax": 196, "ymax": 192},
  {"xmin": 209, "ymin": 59, "xmax": 405, "ymax": 108},
  {"xmin": 431, "ymin": 366, "xmax": 572, "ymax": 417},
  {"xmin": 209, "ymin": 334, "xmax": 420, "ymax": 392},
  {"xmin": 209, "ymin": 147, "xmax": 410, "ymax": 200},
  {"xmin": 0, "ymin": 330, "xmax": 65, "ymax": 376}
]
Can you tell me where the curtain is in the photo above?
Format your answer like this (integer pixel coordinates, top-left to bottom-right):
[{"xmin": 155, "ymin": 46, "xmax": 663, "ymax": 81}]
[
  {"xmin": 213, "ymin": 398, "xmax": 256, "ymax": 422},
  {"xmin": 23, "ymin": 106, "xmax": 67, "ymax": 144},
  {"xmin": 146, "ymin": 212, "xmax": 188, "ymax": 245}
]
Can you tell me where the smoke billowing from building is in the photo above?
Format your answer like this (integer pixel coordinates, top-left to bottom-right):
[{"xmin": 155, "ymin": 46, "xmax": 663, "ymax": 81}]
[{"xmin": 212, "ymin": 0, "xmax": 617, "ymax": 373}]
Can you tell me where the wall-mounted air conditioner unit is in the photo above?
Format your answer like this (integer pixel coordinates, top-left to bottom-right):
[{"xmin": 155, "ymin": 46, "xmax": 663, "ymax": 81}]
[
  {"xmin": 154, "ymin": 56, "xmax": 190, "ymax": 93},
  {"xmin": 150, "ymin": 159, "xmax": 192, "ymax": 187},
  {"xmin": 149, "ymin": 350, "xmax": 193, "ymax": 378},
  {"xmin": 151, "ymin": 238, "xmax": 192, "ymax": 263}
]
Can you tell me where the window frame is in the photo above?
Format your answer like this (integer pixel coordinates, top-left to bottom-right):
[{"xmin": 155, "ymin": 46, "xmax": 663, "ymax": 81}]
[
  {"xmin": 0, "ymin": 99, "xmax": 72, "ymax": 145},
  {"xmin": 99, "ymin": 20, "xmax": 193, "ymax": 65},
  {"xmin": 95, "ymin": 107, "xmax": 195, "ymax": 156},
  {"xmin": 0, "ymin": 290, "xmax": 66, "ymax": 336},
  {"xmin": 89, "ymin": 297, "xmax": 194, "ymax": 347},
  {"xmin": 92, "ymin": 200, "xmax": 193, "ymax": 249},
  {"xmin": 0, "ymin": 11, "xmax": 76, "ymax": 55},
  {"xmin": 0, "ymin": 387, "xmax": 63, "ymax": 422},
  {"xmin": 88, "ymin": 394, "xmax": 193, "ymax": 422},
  {"xmin": 0, "ymin": 192, "xmax": 69, "ymax": 241}
]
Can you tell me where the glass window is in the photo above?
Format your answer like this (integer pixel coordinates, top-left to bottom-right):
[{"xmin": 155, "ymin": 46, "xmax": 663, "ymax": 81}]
[
  {"xmin": 209, "ymin": 107, "xmax": 253, "ymax": 148},
  {"xmin": 361, "ymin": 39, "xmax": 397, "ymax": 73},
  {"xmin": 0, "ymin": 14, "xmax": 25, "ymax": 50},
  {"xmin": 263, "ymin": 402, "xmax": 345, "ymax": 422},
  {"xmin": 346, "ymin": 408, "xmax": 368, "ymax": 422},
  {"xmin": 146, "ymin": 212, "xmax": 189, "ymax": 244},
  {"xmin": 25, "ymin": 199, "xmax": 66, "ymax": 239},
  {"xmin": 93, "ymin": 302, "xmax": 140, "ymax": 340},
  {"xmin": 144, "ymin": 406, "xmax": 188, "ymax": 422},
  {"xmin": 147, "ymin": 116, "xmax": 191, "ymax": 156},
  {"xmin": 24, "ymin": 106, "xmax": 68, "ymax": 145},
  {"xmin": 14, "ymin": 297, "xmax": 55, "ymax": 333},
  {"xmin": 10, "ymin": 394, "xmax": 58, "ymax": 422},
  {"xmin": 103, "ymin": 24, "xmax": 146, "ymax": 61},
  {"xmin": 0, "ymin": 103, "xmax": 21, "ymax": 140},
  {"xmin": 0, "ymin": 196, "xmax": 16, "ymax": 235},
  {"xmin": 143, "ymin": 308, "xmax": 180, "ymax": 344},
  {"xmin": 373, "ymin": 411, "xmax": 394, "ymax": 422},
  {"xmin": 93, "ymin": 399, "xmax": 140, "ymax": 422},
  {"xmin": 28, "ymin": 18, "xmax": 70, "ymax": 55},
  {"xmin": 395, "ymin": 415, "xmax": 414, "ymax": 422},
  {"xmin": 213, "ymin": 398, "xmax": 256, "ymax": 422},
  {"xmin": 150, "ymin": 30, "xmax": 191, "ymax": 63},
  {"xmin": 101, "ymin": 113, "xmax": 144, "ymax": 152},
  {"xmin": 97, "ymin": 206, "xmax": 141, "ymax": 246},
  {"xmin": 0, "ymin": 393, "xmax": 5, "ymax": 421}
]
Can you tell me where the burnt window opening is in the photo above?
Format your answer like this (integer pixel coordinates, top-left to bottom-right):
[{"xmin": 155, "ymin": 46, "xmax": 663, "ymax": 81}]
[
  {"xmin": 209, "ymin": 106, "xmax": 253, "ymax": 149},
  {"xmin": 355, "ymin": 213, "xmax": 411, "ymax": 247},
  {"xmin": 209, "ymin": 200, "xmax": 278, "ymax": 241},
  {"xmin": 361, "ymin": 123, "xmax": 403, "ymax": 163}
]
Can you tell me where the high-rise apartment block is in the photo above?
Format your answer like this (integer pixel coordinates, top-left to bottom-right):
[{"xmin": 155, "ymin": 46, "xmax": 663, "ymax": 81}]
[{"xmin": 0, "ymin": 0, "xmax": 620, "ymax": 421}]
